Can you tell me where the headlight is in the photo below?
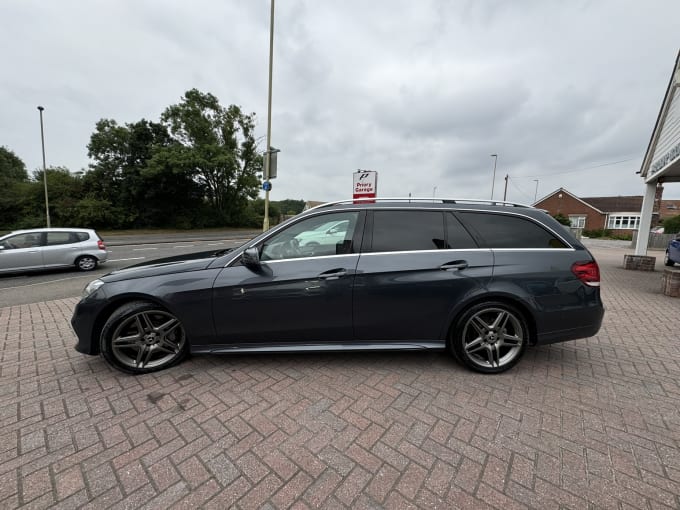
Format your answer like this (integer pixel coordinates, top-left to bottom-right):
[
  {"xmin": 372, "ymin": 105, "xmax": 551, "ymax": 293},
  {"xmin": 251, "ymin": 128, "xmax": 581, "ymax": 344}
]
[{"xmin": 82, "ymin": 279, "xmax": 105, "ymax": 299}]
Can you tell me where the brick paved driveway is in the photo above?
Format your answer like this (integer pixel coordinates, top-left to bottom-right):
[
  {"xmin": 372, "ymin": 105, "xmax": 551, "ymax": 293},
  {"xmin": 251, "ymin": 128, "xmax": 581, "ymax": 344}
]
[{"xmin": 1, "ymin": 246, "xmax": 679, "ymax": 509}]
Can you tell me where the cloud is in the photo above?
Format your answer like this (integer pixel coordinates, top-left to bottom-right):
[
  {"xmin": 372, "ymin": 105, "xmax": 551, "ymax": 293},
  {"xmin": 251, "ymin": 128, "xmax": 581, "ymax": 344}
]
[{"xmin": 2, "ymin": 0, "xmax": 679, "ymax": 204}]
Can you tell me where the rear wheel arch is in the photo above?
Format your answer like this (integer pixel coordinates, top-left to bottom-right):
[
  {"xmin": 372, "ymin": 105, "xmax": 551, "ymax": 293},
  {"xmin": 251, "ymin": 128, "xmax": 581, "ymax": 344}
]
[{"xmin": 446, "ymin": 294, "xmax": 537, "ymax": 348}]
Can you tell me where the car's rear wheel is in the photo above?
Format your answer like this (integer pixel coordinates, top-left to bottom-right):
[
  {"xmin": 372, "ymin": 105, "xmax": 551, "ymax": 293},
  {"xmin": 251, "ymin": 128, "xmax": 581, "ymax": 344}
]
[
  {"xmin": 76, "ymin": 255, "xmax": 98, "ymax": 271},
  {"xmin": 451, "ymin": 302, "xmax": 527, "ymax": 374},
  {"xmin": 665, "ymin": 251, "xmax": 675, "ymax": 267},
  {"xmin": 100, "ymin": 301, "xmax": 188, "ymax": 374}
]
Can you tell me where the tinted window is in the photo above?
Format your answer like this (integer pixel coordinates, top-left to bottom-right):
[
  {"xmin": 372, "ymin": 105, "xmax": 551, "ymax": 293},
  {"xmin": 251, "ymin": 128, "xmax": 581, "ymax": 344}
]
[
  {"xmin": 76, "ymin": 232, "xmax": 90, "ymax": 242},
  {"xmin": 370, "ymin": 211, "xmax": 446, "ymax": 252},
  {"xmin": 446, "ymin": 213, "xmax": 477, "ymax": 249},
  {"xmin": 460, "ymin": 212, "xmax": 568, "ymax": 249},
  {"xmin": 261, "ymin": 211, "xmax": 360, "ymax": 261}
]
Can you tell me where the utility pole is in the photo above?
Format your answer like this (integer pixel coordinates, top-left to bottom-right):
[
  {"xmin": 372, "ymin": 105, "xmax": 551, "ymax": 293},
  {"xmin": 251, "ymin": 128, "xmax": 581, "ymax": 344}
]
[
  {"xmin": 490, "ymin": 154, "xmax": 498, "ymax": 200},
  {"xmin": 503, "ymin": 174, "xmax": 509, "ymax": 201},
  {"xmin": 533, "ymin": 179, "xmax": 539, "ymax": 203}
]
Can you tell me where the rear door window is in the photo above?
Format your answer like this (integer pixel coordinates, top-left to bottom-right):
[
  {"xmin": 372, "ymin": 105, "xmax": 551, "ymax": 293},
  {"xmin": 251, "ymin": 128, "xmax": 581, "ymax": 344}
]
[
  {"xmin": 369, "ymin": 210, "xmax": 447, "ymax": 252},
  {"xmin": 459, "ymin": 212, "xmax": 568, "ymax": 249},
  {"xmin": 46, "ymin": 232, "xmax": 74, "ymax": 246}
]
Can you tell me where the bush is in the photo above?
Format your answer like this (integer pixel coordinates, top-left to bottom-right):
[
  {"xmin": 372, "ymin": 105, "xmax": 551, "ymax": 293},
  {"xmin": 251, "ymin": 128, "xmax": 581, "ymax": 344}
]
[
  {"xmin": 663, "ymin": 214, "xmax": 680, "ymax": 234},
  {"xmin": 582, "ymin": 229, "xmax": 610, "ymax": 238},
  {"xmin": 552, "ymin": 213, "xmax": 571, "ymax": 226}
]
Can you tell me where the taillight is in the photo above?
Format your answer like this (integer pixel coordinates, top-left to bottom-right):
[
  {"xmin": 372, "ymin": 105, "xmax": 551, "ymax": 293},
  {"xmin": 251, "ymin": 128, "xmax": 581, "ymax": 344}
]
[
  {"xmin": 572, "ymin": 260, "xmax": 600, "ymax": 287},
  {"xmin": 97, "ymin": 240, "xmax": 106, "ymax": 251}
]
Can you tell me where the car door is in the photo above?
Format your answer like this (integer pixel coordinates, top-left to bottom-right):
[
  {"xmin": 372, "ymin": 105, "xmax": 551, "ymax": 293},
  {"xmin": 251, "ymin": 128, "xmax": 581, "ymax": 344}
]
[
  {"xmin": 42, "ymin": 231, "xmax": 79, "ymax": 268},
  {"xmin": 0, "ymin": 232, "xmax": 45, "ymax": 272},
  {"xmin": 353, "ymin": 210, "xmax": 494, "ymax": 342},
  {"xmin": 208, "ymin": 210, "xmax": 365, "ymax": 347}
]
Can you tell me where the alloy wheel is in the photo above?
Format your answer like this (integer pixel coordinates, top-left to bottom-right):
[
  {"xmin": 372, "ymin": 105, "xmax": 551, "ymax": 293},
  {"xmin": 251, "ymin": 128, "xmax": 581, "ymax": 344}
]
[
  {"xmin": 110, "ymin": 310, "xmax": 186, "ymax": 370},
  {"xmin": 460, "ymin": 307, "xmax": 525, "ymax": 370}
]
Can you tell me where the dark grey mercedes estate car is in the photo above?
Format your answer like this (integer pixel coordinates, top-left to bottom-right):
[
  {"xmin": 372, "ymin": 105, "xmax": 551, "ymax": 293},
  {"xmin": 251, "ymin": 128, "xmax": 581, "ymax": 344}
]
[{"xmin": 72, "ymin": 199, "xmax": 604, "ymax": 375}]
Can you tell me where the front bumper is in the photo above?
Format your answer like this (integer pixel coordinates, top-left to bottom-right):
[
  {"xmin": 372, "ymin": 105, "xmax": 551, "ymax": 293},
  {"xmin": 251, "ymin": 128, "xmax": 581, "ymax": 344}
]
[{"xmin": 71, "ymin": 299, "xmax": 102, "ymax": 355}]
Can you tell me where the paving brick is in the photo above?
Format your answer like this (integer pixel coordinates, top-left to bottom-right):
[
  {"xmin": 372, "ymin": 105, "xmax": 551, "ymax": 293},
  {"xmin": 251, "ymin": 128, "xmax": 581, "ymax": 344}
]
[{"xmin": 3, "ymin": 245, "xmax": 680, "ymax": 508}]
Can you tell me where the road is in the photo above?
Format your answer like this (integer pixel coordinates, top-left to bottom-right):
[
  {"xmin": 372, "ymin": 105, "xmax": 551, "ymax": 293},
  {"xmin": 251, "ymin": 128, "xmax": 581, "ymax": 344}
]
[{"xmin": 0, "ymin": 235, "xmax": 255, "ymax": 308}]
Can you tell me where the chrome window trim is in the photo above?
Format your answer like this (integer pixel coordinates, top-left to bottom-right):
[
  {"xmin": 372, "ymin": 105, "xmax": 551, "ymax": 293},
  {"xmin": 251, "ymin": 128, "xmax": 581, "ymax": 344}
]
[{"xmin": 221, "ymin": 206, "xmax": 576, "ymax": 266}]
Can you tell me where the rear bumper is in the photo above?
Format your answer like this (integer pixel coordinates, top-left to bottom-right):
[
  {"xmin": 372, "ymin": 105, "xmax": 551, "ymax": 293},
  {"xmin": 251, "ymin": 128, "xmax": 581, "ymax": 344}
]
[{"xmin": 535, "ymin": 304, "xmax": 604, "ymax": 345}]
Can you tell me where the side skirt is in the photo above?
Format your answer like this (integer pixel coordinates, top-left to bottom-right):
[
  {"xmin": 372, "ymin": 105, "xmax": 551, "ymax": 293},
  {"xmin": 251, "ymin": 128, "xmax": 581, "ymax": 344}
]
[{"xmin": 192, "ymin": 341, "xmax": 446, "ymax": 354}]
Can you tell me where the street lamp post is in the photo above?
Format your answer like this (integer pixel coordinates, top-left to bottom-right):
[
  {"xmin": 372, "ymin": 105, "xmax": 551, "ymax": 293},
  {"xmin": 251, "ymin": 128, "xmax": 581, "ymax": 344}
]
[
  {"xmin": 263, "ymin": 0, "xmax": 275, "ymax": 232},
  {"xmin": 490, "ymin": 154, "xmax": 498, "ymax": 200},
  {"xmin": 37, "ymin": 106, "xmax": 51, "ymax": 228}
]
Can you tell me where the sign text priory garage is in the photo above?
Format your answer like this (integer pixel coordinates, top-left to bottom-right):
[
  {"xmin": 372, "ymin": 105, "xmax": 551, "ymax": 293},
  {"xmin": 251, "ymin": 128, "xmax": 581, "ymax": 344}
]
[{"xmin": 353, "ymin": 170, "xmax": 378, "ymax": 203}]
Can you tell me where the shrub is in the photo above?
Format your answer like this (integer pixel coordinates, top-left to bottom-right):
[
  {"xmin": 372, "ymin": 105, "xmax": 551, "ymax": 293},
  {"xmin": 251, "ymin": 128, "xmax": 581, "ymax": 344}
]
[
  {"xmin": 552, "ymin": 213, "xmax": 571, "ymax": 226},
  {"xmin": 582, "ymin": 229, "xmax": 610, "ymax": 238},
  {"xmin": 663, "ymin": 214, "xmax": 680, "ymax": 234}
]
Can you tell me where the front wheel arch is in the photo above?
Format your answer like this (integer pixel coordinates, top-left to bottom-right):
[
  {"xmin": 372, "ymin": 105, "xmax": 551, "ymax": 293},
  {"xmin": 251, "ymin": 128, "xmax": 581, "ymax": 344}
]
[{"xmin": 99, "ymin": 300, "xmax": 189, "ymax": 374}]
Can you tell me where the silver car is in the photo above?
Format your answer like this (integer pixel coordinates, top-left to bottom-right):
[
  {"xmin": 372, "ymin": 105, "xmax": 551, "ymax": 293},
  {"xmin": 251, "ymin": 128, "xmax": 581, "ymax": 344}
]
[{"xmin": 0, "ymin": 228, "xmax": 108, "ymax": 273}]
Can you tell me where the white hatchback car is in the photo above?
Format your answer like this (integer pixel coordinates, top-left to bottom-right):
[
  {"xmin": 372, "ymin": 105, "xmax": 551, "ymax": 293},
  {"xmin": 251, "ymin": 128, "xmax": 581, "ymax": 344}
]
[{"xmin": 0, "ymin": 228, "xmax": 108, "ymax": 273}]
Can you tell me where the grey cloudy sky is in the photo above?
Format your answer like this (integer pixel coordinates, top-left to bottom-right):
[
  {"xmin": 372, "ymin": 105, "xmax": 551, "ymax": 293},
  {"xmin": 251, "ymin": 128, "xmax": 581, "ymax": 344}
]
[{"xmin": 2, "ymin": 0, "xmax": 680, "ymax": 203}]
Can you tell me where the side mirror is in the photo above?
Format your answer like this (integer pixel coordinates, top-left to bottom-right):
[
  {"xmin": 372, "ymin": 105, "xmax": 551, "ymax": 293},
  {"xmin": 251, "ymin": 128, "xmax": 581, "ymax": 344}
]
[{"xmin": 242, "ymin": 247, "xmax": 261, "ymax": 271}]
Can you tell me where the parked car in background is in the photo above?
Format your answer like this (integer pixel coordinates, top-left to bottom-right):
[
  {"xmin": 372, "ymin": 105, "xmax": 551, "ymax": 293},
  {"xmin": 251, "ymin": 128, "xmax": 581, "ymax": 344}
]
[
  {"xmin": 294, "ymin": 218, "xmax": 349, "ymax": 255},
  {"xmin": 72, "ymin": 198, "xmax": 604, "ymax": 375},
  {"xmin": 665, "ymin": 235, "xmax": 680, "ymax": 266},
  {"xmin": 0, "ymin": 228, "xmax": 108, "ymax": 273}
]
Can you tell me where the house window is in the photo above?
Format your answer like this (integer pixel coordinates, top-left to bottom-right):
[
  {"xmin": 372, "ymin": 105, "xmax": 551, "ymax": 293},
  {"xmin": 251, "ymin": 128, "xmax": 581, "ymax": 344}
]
[
  {"xmin": 607, "ymin": 215, "xmax": 640, "ymax": 230},
  {"xmin": 569, "ymin": 215, "xmax": 586, "ymax": 228}
]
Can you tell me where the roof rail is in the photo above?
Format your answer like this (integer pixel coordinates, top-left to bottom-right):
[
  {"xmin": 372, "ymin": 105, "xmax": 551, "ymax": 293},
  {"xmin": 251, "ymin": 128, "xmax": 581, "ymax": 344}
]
[{"xmin": 306, "ymin": 197, "xmax": 533, "ymax": 212}]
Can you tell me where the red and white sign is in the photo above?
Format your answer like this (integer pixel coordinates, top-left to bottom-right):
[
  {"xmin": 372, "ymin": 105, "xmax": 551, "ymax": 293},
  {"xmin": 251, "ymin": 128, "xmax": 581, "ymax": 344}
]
[{"xmin": 353, "ymin": 170, "xmax": 378, "ymax": 203}]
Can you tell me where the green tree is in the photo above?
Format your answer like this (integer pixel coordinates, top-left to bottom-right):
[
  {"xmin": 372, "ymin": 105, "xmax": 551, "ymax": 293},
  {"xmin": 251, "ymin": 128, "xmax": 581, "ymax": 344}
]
[
  {"xmin": 276, "ymin": 199, "xmax": 305, "ymax": 216},
  {"xmin": 0, "ymin": 146, "xmax": 28, "ymax": 183},
  {"xmin": 154, "ymin": 89, "xmax": 262, "ymax": 225},
  {"xmin": 86, "ymin": 118, "xmax": 202, "ymax": 228},
  {"xmin": 0, "ymin": 147, "xmax": 30, "ymax": 229}
]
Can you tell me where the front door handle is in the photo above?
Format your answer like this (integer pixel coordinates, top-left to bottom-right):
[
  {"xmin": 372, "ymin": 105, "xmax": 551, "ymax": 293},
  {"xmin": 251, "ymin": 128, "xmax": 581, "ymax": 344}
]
[
  {"xmin": 319, "ymin": 268, "xmax": 347, "ymax": 280},
  {"xmin": 440, "ymin": 260, "xmax": 468, "ymax": 271}
]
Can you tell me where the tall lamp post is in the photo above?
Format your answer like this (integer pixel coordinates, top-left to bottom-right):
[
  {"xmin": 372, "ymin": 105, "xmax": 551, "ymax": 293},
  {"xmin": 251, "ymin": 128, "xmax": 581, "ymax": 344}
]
[
  {"xmin": 490, "ymin": 154, "xmax": 498, "ymax": 200},
  {"xmin": 263, "ymin": 0, "xmax": 275, "ymax": 232},
  {"xmin": 37, "ymin": 106, "xmax": 51, "ymax": 228}
]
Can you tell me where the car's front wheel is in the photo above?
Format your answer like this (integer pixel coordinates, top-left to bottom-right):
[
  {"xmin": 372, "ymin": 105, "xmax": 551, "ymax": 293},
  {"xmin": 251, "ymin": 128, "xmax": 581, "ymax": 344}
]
[
  {"xmin": 76, "ymin": 255, "xmax": 98, "ymax": 271},
  {"xmin": 451, "ymin": 302, "xmax": 528, "ymax": 373},
  {"xmin": 100, "ymin": 301, "xmax": 188, "ymax": 374},
  {"xmin": 665, "ymin": 251, "xmax": 675, "ymax": 267}
]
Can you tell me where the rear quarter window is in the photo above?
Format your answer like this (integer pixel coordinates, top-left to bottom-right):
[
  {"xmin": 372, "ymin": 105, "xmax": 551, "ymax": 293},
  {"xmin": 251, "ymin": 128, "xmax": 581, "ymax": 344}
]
[
  {"xmin": 459, "ymin": 212, "xmax": 568, "ymax": 249},
  {"xmin": 75, "ymin": 232, "xmax": 90, "ymax": 242}
]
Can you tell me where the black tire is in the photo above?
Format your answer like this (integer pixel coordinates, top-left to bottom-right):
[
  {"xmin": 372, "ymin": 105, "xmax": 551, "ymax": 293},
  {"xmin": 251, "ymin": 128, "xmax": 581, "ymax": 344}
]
[
  {"xmin": 450, "ymin": 301, "xmax": 528, "ymax": 374},
  {"xmin": 665, "ymin": 251, "xmax": 675, "ymax": 267},
  {"xmin": 76, "ymin": 255, "xmax": 98, "ymax": 271},
  {"xmin": 100, "ymin": 301, "xmax": 189, "ymax": 374}
]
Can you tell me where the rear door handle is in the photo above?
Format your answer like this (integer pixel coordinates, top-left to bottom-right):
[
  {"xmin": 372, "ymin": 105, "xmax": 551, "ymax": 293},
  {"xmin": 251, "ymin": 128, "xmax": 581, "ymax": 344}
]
[
  {"xmin": 318, "ymin": 268, "xmax": 347, "ymax": 280},
  {"xmin": 440, "ymin": 260, "xmax": 468, "ymax": 271}
]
